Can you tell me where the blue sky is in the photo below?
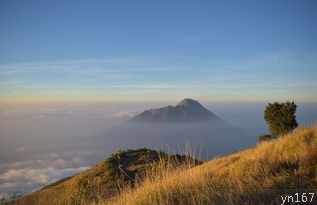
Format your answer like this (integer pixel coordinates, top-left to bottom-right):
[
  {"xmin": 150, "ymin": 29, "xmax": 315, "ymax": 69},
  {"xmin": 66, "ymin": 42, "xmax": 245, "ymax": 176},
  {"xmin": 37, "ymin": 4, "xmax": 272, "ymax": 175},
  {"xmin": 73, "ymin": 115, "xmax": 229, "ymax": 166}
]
[{"xmin": 0, "ymin": 0, "xmax": 316, "ymax": 103}]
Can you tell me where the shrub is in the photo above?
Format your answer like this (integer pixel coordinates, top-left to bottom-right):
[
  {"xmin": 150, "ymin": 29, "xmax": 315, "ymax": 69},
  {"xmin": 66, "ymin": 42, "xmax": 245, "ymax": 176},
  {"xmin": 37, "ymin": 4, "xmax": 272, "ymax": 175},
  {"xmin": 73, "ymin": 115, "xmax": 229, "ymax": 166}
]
[
  {"xmin": 264, "ymin": 101, "xmax": 298, "ymax": 137},
  {"xmin": 258, "ymin": 134, "xmax": 273, "ymax": 142}
]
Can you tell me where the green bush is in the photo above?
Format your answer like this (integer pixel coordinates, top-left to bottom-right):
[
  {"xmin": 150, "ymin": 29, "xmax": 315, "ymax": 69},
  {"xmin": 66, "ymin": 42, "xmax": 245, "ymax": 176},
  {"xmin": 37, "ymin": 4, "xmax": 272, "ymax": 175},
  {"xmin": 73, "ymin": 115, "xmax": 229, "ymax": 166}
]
[
  {"xmin": 264, "ymin": 101, "xmax": 298, "ymax": 137},
  {"xmin": 258, "ymin": 134, "xmax": 273, "ymax": 142}
]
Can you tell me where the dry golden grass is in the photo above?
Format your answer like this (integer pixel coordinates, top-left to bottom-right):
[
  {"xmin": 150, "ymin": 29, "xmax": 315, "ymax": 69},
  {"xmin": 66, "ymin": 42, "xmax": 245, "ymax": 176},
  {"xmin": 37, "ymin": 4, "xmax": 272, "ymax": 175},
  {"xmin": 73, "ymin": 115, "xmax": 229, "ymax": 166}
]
[
  {"xmin": 16, "ymin": 149, "xmax": 199, "ymax": 205},
  {"xmin": 103, "ymin": 126, "xmax": 317, "ymax": 205}
]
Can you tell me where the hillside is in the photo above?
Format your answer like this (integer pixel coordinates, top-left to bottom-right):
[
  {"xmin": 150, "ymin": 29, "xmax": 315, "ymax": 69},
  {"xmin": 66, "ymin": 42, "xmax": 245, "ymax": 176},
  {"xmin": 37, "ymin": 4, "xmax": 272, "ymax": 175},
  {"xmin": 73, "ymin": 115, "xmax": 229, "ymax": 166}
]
[
  {"xmin": 17, "ymin": 126, "xmax": 317, "ymax": 205},
  {"xmin": 107, "ymin": 126, "xmax": 317, "ymax": 205},
  {"xmin": 17, "ymin": 149, "xmax": 201, "ymax": 205}
]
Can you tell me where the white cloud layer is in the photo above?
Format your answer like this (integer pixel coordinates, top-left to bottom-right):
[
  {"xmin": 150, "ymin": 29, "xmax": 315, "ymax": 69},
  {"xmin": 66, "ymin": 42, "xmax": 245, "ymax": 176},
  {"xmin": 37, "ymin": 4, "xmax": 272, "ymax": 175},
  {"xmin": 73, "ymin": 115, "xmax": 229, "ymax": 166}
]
[
  {"xmin": 0, "ymin": 157, "xmax": 90, "ymax": 197},
  {"xmin": 0, "ymin": 148, "xmax": 95, "ymax": 198},
  {"xmin": 0, "ymin": 167, "xmax": 90, "ymax": 198}
]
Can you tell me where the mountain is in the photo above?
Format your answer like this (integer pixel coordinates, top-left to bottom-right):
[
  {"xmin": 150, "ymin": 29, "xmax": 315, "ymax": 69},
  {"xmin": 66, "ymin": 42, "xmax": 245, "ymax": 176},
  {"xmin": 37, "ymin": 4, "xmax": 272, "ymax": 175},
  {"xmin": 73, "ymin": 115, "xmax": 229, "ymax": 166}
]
[
  {"xmin": 96, "ymin": 99, "xmax": 255, "ymax": 159},
  {"xmin": 18, "ymin": 126, "xmax": 317, "ymax": 205},
  {"xmin": 17, "ymin": 149, "xmax": 201, "ymax": 205},
  {"xmin": 130, "ymin": 98, "xmax": 220, "ymax": 123}
]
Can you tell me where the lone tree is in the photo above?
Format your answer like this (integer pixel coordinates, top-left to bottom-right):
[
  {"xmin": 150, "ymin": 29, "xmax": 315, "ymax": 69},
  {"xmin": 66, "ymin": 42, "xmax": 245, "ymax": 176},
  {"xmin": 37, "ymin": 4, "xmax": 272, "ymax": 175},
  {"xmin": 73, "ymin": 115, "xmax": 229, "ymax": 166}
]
[{"xmin": 264, "ymin": 101, "xmax": 298, "ymax": 138}]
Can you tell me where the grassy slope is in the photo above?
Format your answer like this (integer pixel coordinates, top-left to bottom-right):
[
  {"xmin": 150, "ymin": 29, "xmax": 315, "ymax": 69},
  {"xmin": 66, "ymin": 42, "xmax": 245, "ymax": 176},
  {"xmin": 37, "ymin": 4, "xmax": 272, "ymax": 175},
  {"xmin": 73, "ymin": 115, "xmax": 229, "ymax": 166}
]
[
  {"xmin": 107, "ymin": 126, "xmax": 317, "ymax": 205},
  {"xmin": 17, "ymin": 149, "xmax": 199, "ymax": 205},
  {"xmin": 16, "ymin": 126, "xmax": 317, "ymax": 205}
]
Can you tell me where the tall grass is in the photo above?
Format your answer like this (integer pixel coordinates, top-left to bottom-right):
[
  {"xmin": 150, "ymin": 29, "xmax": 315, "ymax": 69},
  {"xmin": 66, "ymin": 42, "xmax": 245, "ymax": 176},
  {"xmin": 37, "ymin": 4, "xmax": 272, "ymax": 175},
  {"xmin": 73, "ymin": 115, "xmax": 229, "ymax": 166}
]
[
  {"xmin": 70, "ymin": 147, "xmax": 200, "ymax": 205},
  {"xmin": 103, "ymin": 126, "xmax": 317, "ymax": 205}
]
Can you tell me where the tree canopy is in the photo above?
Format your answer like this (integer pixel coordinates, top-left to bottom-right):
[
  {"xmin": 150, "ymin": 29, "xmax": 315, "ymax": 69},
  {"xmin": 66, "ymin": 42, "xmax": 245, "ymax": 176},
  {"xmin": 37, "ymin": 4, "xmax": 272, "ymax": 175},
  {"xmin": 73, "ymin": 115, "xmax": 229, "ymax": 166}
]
[{"xmin": 264, "ymin": 101, "xmax": 298, "ymax": 138}]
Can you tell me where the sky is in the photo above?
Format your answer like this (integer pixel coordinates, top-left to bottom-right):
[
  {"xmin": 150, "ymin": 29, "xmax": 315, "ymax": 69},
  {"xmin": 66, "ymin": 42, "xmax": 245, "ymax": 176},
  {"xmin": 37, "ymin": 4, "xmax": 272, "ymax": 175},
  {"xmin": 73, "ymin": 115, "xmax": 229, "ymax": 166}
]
[{"xmin": 0, "ymin": 0, "xmax": 317, "ymax": 103}]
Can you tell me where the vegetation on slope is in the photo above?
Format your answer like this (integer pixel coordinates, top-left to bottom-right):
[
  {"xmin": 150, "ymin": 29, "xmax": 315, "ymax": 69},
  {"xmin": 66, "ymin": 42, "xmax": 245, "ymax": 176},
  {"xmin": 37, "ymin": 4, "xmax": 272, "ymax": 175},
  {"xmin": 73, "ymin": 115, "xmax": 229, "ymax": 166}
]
[
  {"xmin": 107, "ymin": 126, "xmax": 317, "ymax": 205},
  {"xmin": 17, "ymin": 148, "xmax": 200, "ymax": 205}
]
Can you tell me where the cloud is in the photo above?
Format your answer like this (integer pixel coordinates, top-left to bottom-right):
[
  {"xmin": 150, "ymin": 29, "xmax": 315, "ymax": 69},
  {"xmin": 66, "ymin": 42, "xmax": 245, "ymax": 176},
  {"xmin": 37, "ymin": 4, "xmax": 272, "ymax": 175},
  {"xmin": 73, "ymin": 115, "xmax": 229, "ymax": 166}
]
[
  {"xmin": 110, "ymin": 110, "xmax": 138, "ymax": 118},
  {"xmin": 0, "ymin": 166, "xmax": 90, "ymax": 183},
  {"xmin": 0, "ymin": 53, "xmax": 316, "ymax": 102},
  {"xmin": 0, "ymin": 166, "xmax": 90, "ymax": 196},
  {"xmin": 48, "ymin": 152, "xmax": 59, "ymax": 158},
  {"xmin": 0, "ymin": 103, "xmax": 141, "ymax": 121},
  {"xmin": 0, "ymin": 157, "xmax": 90, "ymax": 171},
  {"xmin": 0, "ymin": 148, "xmax": 94, "ymax": 197},
  {"xmin": 14, "ymin": 146, "xmax": 37, "ymax": 153}
]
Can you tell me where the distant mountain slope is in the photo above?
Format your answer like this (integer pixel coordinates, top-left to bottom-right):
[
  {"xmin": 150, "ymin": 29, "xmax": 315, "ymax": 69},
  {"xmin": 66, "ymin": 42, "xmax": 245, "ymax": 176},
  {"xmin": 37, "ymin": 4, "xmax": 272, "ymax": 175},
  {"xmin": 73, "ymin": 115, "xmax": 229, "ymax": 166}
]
[
  {"xmin": 131, "ymin": 98, "xmax": 221, "ymax": 123},
  {"xmin": 98, "ymin": 99, "xmax": 254, "ymax": 159},
  {"xmin": 110, "ymin": 126, "xmax": 317, "ymax": 205},
  {"xmin": 17, "ymin": 149, "xmax": 200, "ymax": 205}
]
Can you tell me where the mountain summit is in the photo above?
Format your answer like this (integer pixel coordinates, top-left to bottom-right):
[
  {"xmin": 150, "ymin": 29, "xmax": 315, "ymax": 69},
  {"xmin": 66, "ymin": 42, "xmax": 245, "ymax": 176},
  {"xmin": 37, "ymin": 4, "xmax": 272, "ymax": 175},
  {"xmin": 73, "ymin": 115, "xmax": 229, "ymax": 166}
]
[
  {"xmin": 130, "ymin": 98, "xmax": 220, "ymax": 123},
  {"xmin": 177, "ymin": 98, "xmax": 203, "ymax": 107}
]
